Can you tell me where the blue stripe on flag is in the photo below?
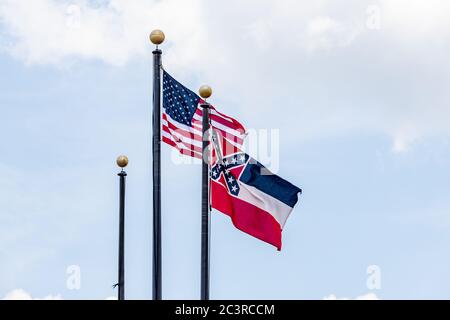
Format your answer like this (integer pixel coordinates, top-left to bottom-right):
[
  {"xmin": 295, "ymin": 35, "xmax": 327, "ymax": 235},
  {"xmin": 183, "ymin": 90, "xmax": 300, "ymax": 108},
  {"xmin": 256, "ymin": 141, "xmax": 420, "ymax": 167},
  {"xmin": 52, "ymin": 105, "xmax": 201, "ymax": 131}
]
[{"xmin": 239, "ymin": 158, "xmax": 302, "ymax": 208}]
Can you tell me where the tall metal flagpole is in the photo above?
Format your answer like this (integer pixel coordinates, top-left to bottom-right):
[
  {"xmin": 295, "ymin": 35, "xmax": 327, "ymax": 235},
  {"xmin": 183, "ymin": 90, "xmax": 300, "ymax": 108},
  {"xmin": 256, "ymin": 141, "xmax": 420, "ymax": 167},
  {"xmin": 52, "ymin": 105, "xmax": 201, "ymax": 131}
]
[
  {"xmin": 116, "ymin": 155, "xmax": 128, "ymax": 300},
  {"xmin": 199, "ymin": 85, "xmax": 213, "ymax": 300},
  {"xmin": 150, "ymin": 29, "xmax": 165, "ymax": 300}
]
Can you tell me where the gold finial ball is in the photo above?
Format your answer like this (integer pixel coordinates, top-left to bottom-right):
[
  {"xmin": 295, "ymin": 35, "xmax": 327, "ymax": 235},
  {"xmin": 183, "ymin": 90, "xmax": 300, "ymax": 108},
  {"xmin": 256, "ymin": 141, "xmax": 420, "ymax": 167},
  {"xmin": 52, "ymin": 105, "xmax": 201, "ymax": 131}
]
[
  {"xmin": 149, "ymin": 30, "xmax": 165, "ymax": 45},
  {"xmin": 199, "ymin": 85, "xmax": 212, "ymax": 99},
  {"xmin": 116, "ymin": 155, "xmax": 129, "ymax": 168}
]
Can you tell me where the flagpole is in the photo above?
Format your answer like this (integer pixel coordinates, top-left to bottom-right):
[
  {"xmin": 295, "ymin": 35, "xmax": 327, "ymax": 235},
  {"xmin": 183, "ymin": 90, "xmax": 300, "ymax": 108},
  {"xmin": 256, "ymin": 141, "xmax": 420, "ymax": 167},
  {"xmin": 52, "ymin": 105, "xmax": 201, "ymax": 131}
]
[
  {"xmin": 199, "ymin": 85, "xmax": 213, "ymax": 300},
  {"xmin": 116, "ymin": 155, "xmax": 128, "ymax": 300},
  {"xmin": 150, "ymin": 29, "xmax": 165, "ymax": 300}
]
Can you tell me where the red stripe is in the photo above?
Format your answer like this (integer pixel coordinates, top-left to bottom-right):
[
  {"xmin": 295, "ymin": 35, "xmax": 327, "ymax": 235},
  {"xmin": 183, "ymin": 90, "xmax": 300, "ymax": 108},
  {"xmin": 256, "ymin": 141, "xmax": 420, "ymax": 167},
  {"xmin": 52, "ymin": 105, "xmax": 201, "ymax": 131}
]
[
  {"xmin": 192, "ymin": 118, "xmax": 243, "ymax": 145},
  {"xmin": 191, "ymin": 118, "xmax": 202, "ymax": 126},
  {"xmin": 163, "ymin": 112, "xmax": 210, "ymax": 143},
  {"xmin": 195, "ymin": 108, "xmax": 246, "ymax": 134},
  {"xmin": 191, "ymin": 118, "xmax": 203, "ymax": 129},
  {"xmin": 163, "ymin": 113, "xmax": 199, "ymax": 131},
  {"xmin": 211, "ymin": 106, "xmax": 246, "ymax": 133},
  {"xmin": 211, "ymin": 180, "xmax": 282, "ymax": 250},
  {"xmin": 162, "ymin": 113, "xmax": 201, "ymax": 135},
  {"xmin": 162, "ymin": 136, "xmax": 202, "ymax": 159},
  {"xmin": 211, "ymin": 126, "xmax": 244, "ymax": 145},
  {"xmin": 218, "ymin": 135, "xmax": 243, "ymax": 156},
  {"xmin": 165, "ymin": 109, "xmax": 244, "ymax": 145},
  {"xmin": 210, "ymin": 114, "xmax": 244, "ymax": 133},
  {"xmin": 163, "ymin": 106, "xmax": 245, "ymax": 157},
  {"xmin": 163, "ymin": 119, "xmax": 202, "ymax": 142},
  {"xmin": 191, "ymin": 120, "xmax": 244, "ymax": 146},
  {"xmin": 162, "ymin": 125, "xmax": 203, "ymax": 153},
  {"xmin": 162, "ymin": 111, "xmax": 204, "ymax": 154}
]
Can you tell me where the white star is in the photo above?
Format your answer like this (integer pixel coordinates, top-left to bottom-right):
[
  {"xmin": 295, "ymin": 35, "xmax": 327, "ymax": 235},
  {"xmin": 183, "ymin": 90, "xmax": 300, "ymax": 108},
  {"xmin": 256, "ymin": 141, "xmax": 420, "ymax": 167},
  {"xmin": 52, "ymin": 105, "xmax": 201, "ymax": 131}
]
[
  {"xmin": 231, "ymin": 157, "xmax": 237, "ymax": 164},
  {"xmin": 231, "ymin": 185, "xmax": 238, "ymax": 192},
  {"xmin": 239, "ymin": 155, "xmax": 245, "ymax": 162},
  {"xmin": 223, "ymin": 159, "xmax": 229, "ymax": 166},
  {"xmin": 228, "ymin": 176, "xmax": 234, "ymax": 183}
]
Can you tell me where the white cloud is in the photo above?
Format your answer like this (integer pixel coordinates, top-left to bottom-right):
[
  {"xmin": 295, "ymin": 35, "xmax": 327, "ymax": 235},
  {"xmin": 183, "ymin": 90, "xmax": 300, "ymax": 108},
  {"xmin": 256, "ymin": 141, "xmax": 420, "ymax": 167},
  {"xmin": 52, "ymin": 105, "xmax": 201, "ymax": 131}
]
[
  {"xmin": 0, "ymin": 0, "xmax": 206, "ymax": 66},
  {"xmin": 0, "ymin": 0, "xmax": 365, "ymax": 67},
  {"xmin": 392, "ymin": 125, "xmax": 421, "ymax": 153},
  {"xmin": 305, "ymin": 16, "xmax": 360, "ymax": 52},
  {"xmin": 3, "ymin": 289, "xmax": 62, "ymax": 300},
  {"xmin": 1, "ymin": 0, "xmax": 450, "ymax": 151},
  {"xmin": 380, "ymin": 0, "xmax": 450, "ymax": 40},
  {"xmin": 323, "ymin": 292, "xmax": 379, "ymax": 300},
  {"xmin": 2, "ymin": 289, "xmax": 119, "ymax": 300}
]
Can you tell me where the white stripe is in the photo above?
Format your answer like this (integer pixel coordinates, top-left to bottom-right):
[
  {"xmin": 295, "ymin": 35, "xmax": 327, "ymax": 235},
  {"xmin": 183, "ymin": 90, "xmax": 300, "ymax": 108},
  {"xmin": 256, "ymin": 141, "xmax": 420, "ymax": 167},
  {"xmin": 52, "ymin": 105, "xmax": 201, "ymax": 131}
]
[
  {"xmin": 164, "ymin": 109, "xmax": 244, "ymax": 141},
  {"xmin": 211, "ymin": 119, "xmax": 246, "ymax": 140},
  {"xmin": 162, "ymin": 131, "xmax": 202, "ymax": 156},
  {"xmin": 191, "ymin": 120, "xmax": 202, "ymax": 130},
  {"xmin": 192, "ymin": 113, "xmax": 245, "ymax": 139},
  {"xmin": 161, "ymin": 119, "xmax": 201, "ymax": 143},
  {"xmin": 163, "ymin": 112, "xmax": 203, "ymax": 136},
  {"xmin": 191, "ymin": 119, "xmax": 245, "ymax": 148},
  {"xmin": 162, "ymin": 119, "xmax": 202, "ymax": 146},
  {"xmin": 164, "ymin": 112, "xmax": 243, "ymax": 147},
  {"xmin": 199, "ymin": 108, "xmax": 238, "ymax": 123},
  {"xmin": 197, "ymin": 108, "xmax": 245, "ymax": 131},
  {"xmin": 236, "ymin": 181, "xmax": 293, "ymax": 229},
  {"xmin": 163, "ymin": 125, "xmax": 203, "ymax": 148},
  {"xmin": 163, "ymin": 117, "xmax": 243, "ymax": 152}
]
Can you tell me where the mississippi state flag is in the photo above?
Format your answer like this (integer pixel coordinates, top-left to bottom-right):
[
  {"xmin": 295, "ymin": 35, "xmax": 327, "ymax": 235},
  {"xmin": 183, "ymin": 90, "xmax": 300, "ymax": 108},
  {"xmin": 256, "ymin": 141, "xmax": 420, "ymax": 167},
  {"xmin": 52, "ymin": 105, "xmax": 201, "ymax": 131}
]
[{"xmin": 210, "ymin": 136, "xmax": 302, "ymax": 250}]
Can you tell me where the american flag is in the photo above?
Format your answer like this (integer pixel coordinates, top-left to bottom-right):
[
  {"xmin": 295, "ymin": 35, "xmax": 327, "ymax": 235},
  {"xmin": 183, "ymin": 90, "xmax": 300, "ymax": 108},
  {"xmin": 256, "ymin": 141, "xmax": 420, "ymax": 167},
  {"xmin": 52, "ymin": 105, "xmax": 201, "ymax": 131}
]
[{"xmin": 161, "ymin": 70, "xmax": 246, "ymax": 159}]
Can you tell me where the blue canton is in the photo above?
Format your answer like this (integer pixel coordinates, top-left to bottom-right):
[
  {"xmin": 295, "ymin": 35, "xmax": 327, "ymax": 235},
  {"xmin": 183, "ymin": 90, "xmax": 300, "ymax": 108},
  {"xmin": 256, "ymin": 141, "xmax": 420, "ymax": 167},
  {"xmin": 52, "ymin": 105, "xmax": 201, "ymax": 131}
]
[
  {"xmin": 211, "ymin": 153, "xmax": 249, "ymax": 196},
  {"xmin": 163, "ymin": 71, "xmax": 201, "ymax": 126}
]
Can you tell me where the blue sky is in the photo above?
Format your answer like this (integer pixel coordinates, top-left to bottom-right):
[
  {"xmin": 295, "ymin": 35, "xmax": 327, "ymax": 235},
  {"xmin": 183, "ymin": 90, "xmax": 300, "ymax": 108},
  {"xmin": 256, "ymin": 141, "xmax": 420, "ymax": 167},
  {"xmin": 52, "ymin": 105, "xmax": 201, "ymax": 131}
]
[{"xmin": 1, "ymin": 0, "xmax": 450, "ymax": 299}]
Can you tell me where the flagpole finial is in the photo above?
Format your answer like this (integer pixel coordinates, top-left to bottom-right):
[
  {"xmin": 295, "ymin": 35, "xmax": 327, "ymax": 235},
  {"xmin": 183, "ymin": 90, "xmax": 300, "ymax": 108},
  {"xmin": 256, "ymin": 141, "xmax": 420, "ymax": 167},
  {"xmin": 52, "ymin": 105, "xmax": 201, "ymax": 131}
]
[
  {"xmin": 116, "ymin": 155, "xmax": 129, "ymax": 168},
  {"xmin": 150, "ymin": 30, "xmax": 165, "ymax": 45},
  {"xmin": 199, "ymin": 85, "xmax": 212, "ymax": 100}
]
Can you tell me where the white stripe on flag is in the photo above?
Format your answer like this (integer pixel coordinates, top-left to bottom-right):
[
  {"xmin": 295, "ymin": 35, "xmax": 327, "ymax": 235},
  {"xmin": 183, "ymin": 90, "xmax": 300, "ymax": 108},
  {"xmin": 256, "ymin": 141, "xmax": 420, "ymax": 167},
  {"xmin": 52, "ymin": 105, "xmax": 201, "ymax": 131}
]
[
  {"xmin": 162, "ymin": 131, "xmax": 202, "ymax": 158},
  {"xmin": 163, "ymin": 113, "xmax": 203, "ymax": 137},
  {"xmin": 162, "ymin": 120, "xmax": 203, "ymax": 148},
  {"xmin": 235, "ymin": 181, "xmax": 294, "ymax": 229},
  {"xmin": 192, "ymin": 113, "xmax": 245, "ymax": 139}
]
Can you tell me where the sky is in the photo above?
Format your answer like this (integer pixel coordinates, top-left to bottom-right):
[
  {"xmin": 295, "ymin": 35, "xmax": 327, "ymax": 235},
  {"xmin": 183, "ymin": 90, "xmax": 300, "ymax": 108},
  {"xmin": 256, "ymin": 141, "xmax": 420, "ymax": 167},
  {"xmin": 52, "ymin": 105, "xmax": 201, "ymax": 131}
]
[{"xmin": 1, "ymin": 0, "xmax": 450, "ymax": 300}]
